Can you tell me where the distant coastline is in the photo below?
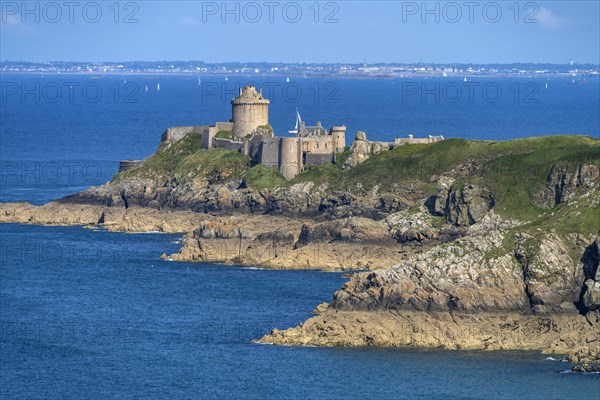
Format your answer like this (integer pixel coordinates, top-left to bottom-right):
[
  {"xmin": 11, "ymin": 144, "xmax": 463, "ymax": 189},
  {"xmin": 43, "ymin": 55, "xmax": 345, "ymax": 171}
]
[{"xmin": 2, "ymin": 60, "xmax": 598, "ymax": 80}]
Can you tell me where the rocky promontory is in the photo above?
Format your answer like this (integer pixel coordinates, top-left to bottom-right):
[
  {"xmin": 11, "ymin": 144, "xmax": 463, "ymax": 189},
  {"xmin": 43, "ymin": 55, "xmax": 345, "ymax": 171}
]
[{"xmin": 1, "ymin": 133, "xmax": 599, "ymax": 362}]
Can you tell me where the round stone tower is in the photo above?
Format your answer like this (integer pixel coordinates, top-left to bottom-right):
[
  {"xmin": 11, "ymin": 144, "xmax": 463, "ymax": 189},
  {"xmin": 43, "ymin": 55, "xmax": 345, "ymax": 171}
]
[
  {"xmin": 279, "ymin": 137, "xmax": 301, "ymax": 180},
  {"xmin": 330, "ymin": 125, "xmax": 347, "ymax": 153},
  {"xmin": 231, "ymin": 85, "xmax": 270, "ymax": 139}
]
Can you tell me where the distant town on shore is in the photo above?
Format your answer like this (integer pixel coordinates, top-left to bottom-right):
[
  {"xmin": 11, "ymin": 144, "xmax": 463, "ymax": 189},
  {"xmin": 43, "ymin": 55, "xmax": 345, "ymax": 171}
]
[{"xmin": 1, "ymin": 60, "xmax": 598, "ymax": 79}]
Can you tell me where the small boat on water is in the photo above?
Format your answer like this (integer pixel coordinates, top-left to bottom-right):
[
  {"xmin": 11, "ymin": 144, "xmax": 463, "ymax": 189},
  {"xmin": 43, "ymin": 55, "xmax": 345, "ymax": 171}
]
[
  {"xmin": 198, "ymin": 77, "xmax": 201, "ymax": 85},
  {"xmin": 286, "ymin": 77, "xmax": 290, "ymax": 83},
  {"xmin": 145, "ymin": 86, "xmax": 148, "ymax": 92},
  {"xmin": 157, "ymin": 83, "xmax": 160, "ymax": 91},
  {"xmin": 288, "ymin": 109, "xmax": 302, "ymax": 134}
]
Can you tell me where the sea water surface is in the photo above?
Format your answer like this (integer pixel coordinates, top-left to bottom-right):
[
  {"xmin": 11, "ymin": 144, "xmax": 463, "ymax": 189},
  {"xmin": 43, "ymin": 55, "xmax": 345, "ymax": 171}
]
[{"xmin": 1, "ymin": 75, "xmax": 599, "ymax": 399}]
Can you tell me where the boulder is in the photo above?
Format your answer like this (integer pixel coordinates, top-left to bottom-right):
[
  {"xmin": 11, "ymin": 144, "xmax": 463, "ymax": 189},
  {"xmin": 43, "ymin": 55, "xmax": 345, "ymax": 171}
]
[
  {"xmin": 256, "ymin": 230, "xmax": 295, "ymax": 245},
  {"xmin": 583, "ymin": 280, "xmax": 600, "ymax": 311},
  {"xmin": 432, "ymin": 176, "xmax": 455, "ymax": 216},
  {"xmin": 294, "ymin": 217, "xmax": 391, "ymax": 249},
  {"xmin": 193, "ymin": 217, "xmax": 248, "ymax": 239},
  {"xmin": 343, "ymin": 136, "xmax": 393, "ymax": 169},
  {"xmin": 446, "ymin": 184, "xmax": 495, "ymax": 226}
]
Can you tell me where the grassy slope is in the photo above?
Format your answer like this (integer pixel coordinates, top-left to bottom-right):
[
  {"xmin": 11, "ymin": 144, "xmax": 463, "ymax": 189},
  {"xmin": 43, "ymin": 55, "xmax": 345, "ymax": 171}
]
[
  {"xmin": 290, "ymin": 135, "xmax": 600, "ymax": 221},
  {"xmin": 113, "ymin": 132, "xmax": 251, "ymax": 182},
  {"xmin": 112, "ymin": 133, "xmax": 599, "ymax": 229}
]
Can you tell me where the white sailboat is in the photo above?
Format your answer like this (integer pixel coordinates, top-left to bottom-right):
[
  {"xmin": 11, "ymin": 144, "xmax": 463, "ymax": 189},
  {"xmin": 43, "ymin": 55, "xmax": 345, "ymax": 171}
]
[
  {"xmin": 198, "ymin": 77, "xmax": 201, "ymax": 85},
  {"xmin": 286, "ymin": 77, "xmax": 290, "ymax": 83},
  {"xmin": 545, "ymin": 82, "xmax": 548, "ymax": 89},
  {"xmin": 157, "ymin": 83, "xmax": 160, "ymax": 91},
  {"xmin": 225, "ymin": 76, "xmax": 228, "ymax": 81},
  {"xmin": 145, "ymin": 85, "xmax": 148, "ymax": 92},
  {"xmin": 288, "ymin": 109, "xmax": 302, "ymax": 134},
  {"xmin": 463, "ymin": 77, "xmax": 468, "ymax": 82}
]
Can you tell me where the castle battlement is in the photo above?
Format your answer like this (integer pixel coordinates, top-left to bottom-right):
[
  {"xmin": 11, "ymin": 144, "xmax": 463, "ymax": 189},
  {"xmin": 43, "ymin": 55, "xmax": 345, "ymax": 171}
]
[
  {"xmin": 123, "ymin": 85, "xmax": 444, "ymax": 179},
  {"xmin": 231, "ymin": 85, "xmax": 270, "ymax": 105}
]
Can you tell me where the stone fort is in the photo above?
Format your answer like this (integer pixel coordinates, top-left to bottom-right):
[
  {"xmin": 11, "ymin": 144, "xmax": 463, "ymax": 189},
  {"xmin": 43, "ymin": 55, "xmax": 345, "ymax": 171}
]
[{"xmin": 120, "ymin": 85, "xmax": 443, "ymax": 179}]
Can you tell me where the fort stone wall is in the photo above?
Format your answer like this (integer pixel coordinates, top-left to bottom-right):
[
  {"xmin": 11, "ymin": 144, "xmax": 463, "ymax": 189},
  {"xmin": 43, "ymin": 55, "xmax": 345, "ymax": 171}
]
[
  {"xmin": 161, "ymin": 126, "xmax": 206, "ymax": 142},
  {"xmin": 394, "ymin": 135, "xmax": 444, "ymax": 146},
  {"xmin": 304, "ymin": 136, "xmax": 334, "ymax": 155},
  {"xmin": 118, "ymin": 159, "xmax": 143, "ymax": 172},
  {"xmin": 280, "ymin": 137, "xmax": 301, "ymax": 179},
  {"xmin": 244, "ymin": 135, "xmax": 266, "ymax": 164},
  {"xmin": 202, "ymin": 127, "xmax": 216, "ymax": 149},
  {"xmin": 214, "ymin": 138, "xmax": 244, "ymax": 152},
  {"xmin": 215, "ymin": 121, "xmax": 234, "ymax": 132},
  {"xmin": 261, "ymin": 137, "xmax": 280, "ymax": 168},
  {"xmin": 305, "ymin": 153, "xmax": 334, "ymax": 165}
]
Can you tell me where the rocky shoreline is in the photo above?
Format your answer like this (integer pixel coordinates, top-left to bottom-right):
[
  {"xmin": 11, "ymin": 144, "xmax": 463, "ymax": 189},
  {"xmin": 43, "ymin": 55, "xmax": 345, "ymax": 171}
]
[
  {"xmin": 259, "ymin": 228, "xmax": 600, "ymax": 362},
  {"xmin": 2, "ymin": 135, "xmax": 599, "ymax": 363}
]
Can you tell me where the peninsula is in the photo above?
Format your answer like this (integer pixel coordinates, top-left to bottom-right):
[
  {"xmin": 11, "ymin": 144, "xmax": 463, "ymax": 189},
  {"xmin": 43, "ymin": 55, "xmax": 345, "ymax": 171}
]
[{"xmin": 1, "ymin": 85, "xmax": 598, "ymax": 363}]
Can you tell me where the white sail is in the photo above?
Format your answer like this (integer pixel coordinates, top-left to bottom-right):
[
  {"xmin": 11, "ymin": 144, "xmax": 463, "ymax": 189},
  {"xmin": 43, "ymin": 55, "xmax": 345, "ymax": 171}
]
[
  {"xmin": 288, "ymin": 109, "xmax": 302, "ymax": 134},
  {"xmin": 157, "ymin": 83, "xmax": 160, "ymax": 91}
]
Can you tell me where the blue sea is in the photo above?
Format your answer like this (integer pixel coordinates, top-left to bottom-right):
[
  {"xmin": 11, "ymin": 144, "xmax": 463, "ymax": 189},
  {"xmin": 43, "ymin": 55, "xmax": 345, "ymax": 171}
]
[{"xmin": 1, "ymin": 75, "xmax": 599, "ymax": 399}]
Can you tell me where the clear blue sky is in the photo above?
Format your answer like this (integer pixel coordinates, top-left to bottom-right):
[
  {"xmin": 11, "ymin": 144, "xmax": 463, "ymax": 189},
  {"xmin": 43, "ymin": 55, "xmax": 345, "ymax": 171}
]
[{"xmin": 1, "ymin": 1, "xmax": 599, "ymax": 64}]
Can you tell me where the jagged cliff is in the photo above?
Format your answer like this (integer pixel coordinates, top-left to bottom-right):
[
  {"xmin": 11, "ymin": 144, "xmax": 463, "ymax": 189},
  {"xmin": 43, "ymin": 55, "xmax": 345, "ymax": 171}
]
[{"xmin": 1, "ymin": 134, "xmax": 599, "ymax": 360}]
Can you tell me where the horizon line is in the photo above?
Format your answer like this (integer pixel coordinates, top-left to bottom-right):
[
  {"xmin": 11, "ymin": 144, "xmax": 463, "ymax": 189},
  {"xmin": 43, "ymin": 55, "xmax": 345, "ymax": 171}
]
[{"xmin": 2, "ymin": 60, "xmax": 599, "ymax": 67}]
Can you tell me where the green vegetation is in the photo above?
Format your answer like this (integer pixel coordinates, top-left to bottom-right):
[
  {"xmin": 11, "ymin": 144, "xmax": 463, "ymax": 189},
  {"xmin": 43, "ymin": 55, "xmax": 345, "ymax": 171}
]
[
  {"xmin": 501, "ymin": 185, "xmax": 600, "ymax": 256},
  {"xmin": 113, "ymin": 134, "xmax": 599, "ymax": 227},
  {"xmin": 112, "ymin": 132, "xmax": 250, "ymax": 182},
  {"xmin": 340, "ymin": 135, "xmax": 599, "ymax": 221},
  {"xmin": 334, "ymin": 147, "xmax": 351, "ymax": 167},
  {"xmin": 258, "ymin": 124, "xmax": 273, "ymax": 135},
  {"xmin": 243, "ymin": 165, "xmax": 287, "ymax": 190},
  {"xmin": 215, "ymin": 130, "xmax": 236, "ymax": 140}
]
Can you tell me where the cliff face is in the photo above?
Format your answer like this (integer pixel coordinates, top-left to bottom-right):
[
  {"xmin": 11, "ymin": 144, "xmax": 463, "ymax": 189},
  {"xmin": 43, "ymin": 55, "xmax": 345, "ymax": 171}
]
[
  {"xmin": 261, "ymin": 221, "xmax": 600, "ymax": 361},
  {"xmin": 257, "ymin": 160, "xmax": 600, "ymax": 360}
]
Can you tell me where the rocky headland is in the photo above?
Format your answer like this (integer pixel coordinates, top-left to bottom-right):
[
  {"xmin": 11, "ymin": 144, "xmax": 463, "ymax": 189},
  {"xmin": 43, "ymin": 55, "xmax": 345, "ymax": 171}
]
[{"xmin": 1, "ymin": 133, "xmax": 599, "ymax": 362}]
